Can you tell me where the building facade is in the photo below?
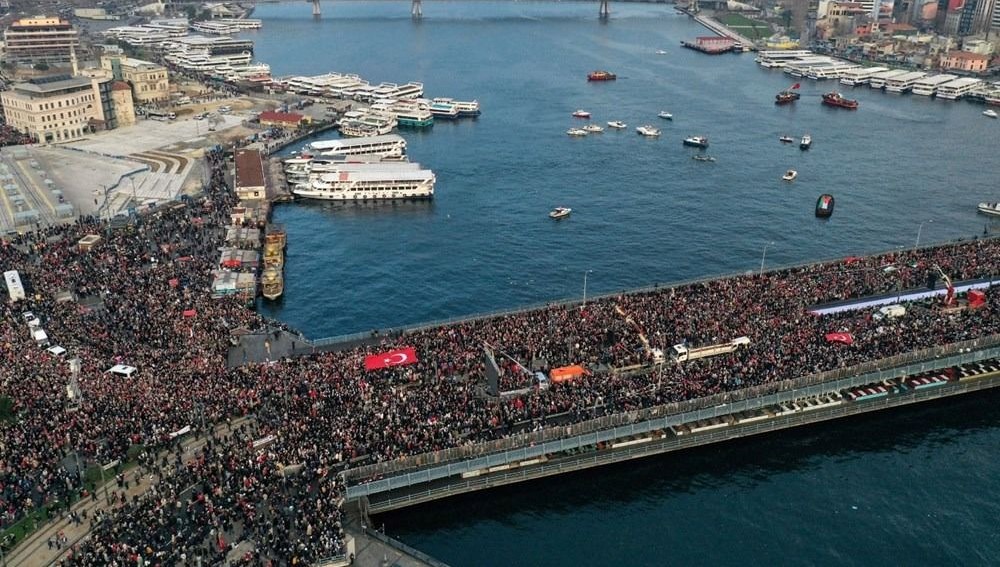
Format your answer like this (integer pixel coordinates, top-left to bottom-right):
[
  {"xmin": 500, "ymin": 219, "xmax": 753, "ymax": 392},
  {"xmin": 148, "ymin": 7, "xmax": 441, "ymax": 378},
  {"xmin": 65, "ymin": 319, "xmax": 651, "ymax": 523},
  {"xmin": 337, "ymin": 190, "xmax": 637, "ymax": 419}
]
[
  {"xmin": 0, "ymin": 75, "xmax": 98, "ymax": 143},
  {"xmin": 100, "ymin": 56, "xmax": 170, "ymax": 104},
  {"xmin": 234, "ymin": 149, "xmax": 266, "ymax": 201},
  {"xmin": 2, "ymin": 17, "xmax": 80, "ymax": 66},
  {"xmin": 940, "ymin": 50, "xmax": 990, "ymax": 71}
]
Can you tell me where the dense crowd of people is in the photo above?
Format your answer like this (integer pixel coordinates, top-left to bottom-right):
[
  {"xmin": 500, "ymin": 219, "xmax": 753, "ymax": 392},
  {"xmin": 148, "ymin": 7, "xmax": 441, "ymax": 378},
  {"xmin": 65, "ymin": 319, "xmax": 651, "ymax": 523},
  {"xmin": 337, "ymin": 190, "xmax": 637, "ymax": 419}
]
[{"xmin": 2, "ymin": 144, "xmax": 999, "ymax": 564}]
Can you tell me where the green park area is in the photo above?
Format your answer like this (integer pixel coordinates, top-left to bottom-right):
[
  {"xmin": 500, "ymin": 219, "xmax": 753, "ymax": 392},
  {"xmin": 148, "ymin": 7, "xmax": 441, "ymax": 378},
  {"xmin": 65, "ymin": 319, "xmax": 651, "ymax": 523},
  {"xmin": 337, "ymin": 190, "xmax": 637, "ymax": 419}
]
[{"xmin": 717, "ymin": 13, "xmax": 773, "ymax": 40}]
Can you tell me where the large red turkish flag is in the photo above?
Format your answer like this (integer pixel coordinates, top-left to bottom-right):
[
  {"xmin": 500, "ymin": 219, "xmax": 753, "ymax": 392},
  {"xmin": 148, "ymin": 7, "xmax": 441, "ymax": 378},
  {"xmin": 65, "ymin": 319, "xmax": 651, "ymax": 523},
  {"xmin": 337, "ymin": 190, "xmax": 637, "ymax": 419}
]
[{"xmin": 364, "ymin": 347, "xmax": 418, "ymax": 370}]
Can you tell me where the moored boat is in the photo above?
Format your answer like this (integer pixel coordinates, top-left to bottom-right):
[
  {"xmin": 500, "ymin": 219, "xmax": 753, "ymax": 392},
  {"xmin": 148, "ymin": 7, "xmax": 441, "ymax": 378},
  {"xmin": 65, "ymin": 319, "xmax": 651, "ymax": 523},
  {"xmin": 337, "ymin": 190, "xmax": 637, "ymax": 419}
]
[
  {"xmin": 566, "ymin": 128, "xmax": 588, "ymax": 137},
  {"xmin": 816, "ymin": 194, "xmax": 835, "ymax": 218},
  {"xmin": 984, "ymin": 109, "xmax": 998, "ymax": 119},
  {"xmin": 821, "ymin": 92, "xmax": 859, "ymax": 109},
  {"xmin": 683, "ymin": 135, "xmax": 709, "ymax": 148},
  {"xmin": 261, "ymin": 267, "xmax": 283, "ymax": 300},
  {"xmin": 799, "ymin": 134, "xmax": 812, "ymax": 150},
  {"xmin": 572, "ymin": 109, "xmax": 591, "ymax": 118},
  {"xmin": 775, "ymin": 84, "xmax": 801, "ymax": 104},
  {"xmin": 607, "ymin": 120, "xmax": 627, "ymax": 129},
  {"xmin": 782, "ymin": 169, "xmax": 798, "ymax": 181},
  {"xmin": 977, "ymin": 202, "xmax": 1000, "ymax": 216},
  {"xmin": 587, "ymin": 70, "xmax": 617, "ymax": 81},
  {"xmin": 658, "ymin": 111, "xmax": 673, "ymax": 120},
  {"xmin": 549, "ymin": 207, "xmax": 572, "ymax": 219},
  {"xmin": 582, "ymin": 124, "xmax": 604, "ymax": 133},
  {"xmin": 779, "ymin": 135, "xmax": 794, "ymax": 143},
  {"xmin": 636, "ymin": 125, "xmax": 661, "ymax": 137}
]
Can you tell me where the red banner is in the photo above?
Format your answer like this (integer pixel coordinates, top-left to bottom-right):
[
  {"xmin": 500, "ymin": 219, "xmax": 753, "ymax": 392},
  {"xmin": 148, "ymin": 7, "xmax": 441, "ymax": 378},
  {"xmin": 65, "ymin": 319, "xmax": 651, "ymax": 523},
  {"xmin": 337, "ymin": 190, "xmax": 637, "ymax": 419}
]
[
  {"xmin": 825, "ymin": 332, "xmax": 854, "ymax": 345},
  {"xmin": 364, "ymin": 347, "xmax": 418, "ymax": 370}
]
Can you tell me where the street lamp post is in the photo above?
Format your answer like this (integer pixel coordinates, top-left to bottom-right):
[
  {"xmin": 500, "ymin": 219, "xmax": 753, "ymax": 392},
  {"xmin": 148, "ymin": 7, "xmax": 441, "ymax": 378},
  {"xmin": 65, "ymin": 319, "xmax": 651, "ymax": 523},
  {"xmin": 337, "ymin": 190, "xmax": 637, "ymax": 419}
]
[
  {"xmin": 915, "ymin": 219, "xmax": 932, "ymax": 249},
  {"xmin": 760, "ymin": 241, "xmax": 775, "ymax": 276},
  {"xmin": 582, "ymin": 270, "xmax": 594, "ymax": 309}
]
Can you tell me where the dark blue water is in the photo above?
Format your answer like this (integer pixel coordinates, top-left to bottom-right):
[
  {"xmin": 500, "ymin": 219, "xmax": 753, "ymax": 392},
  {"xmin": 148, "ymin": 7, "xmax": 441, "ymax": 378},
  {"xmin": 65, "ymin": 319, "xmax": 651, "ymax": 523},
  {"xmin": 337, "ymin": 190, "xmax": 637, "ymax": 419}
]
[{"xmin": 245, "ymin": 4, "xmax": 1000, "ymax": 563}]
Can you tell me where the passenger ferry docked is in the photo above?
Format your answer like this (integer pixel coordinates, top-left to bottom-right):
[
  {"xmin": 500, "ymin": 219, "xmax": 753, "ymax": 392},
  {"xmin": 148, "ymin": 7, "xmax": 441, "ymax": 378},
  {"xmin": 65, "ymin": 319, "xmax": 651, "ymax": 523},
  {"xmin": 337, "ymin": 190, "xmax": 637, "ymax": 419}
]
[
  {"xmin": 428, "ymin": 99, "xmax": 460, "ymax": 119},
  {"xmin": 868, "ymin": 69, "xmax": 908, "ymax": 90},
  {"xmin": 309, "ymin": 134, "xmax": 407, "ymax": 159},
  {"xmin": 433, "ymin": 98, "xmax": 481, "ymax": 117},
  {"xmin": 389, "ymin": 101, "xmax": 434, "ymax": 128},
  {"xmin": 884, "ymin": 71, "xmax": 927, "ymax": 93},
  {"xmin": 755, "ymin": 50, "xmax": 814, "ymax": 68},
  {"xmin": 839, "ymin": 66, "xmax": 888, "ymax": 87},
  {"xmin": 292, "ymin": 169, "xmax": 435, "ymax": 201},
  {"xmin": 911, "ymin": 74, "xmax": 957, "ymax": 96},
  {"xmin": 935, "ymin": 77, "xmax": 982, "ymax": 100},
  {"xmin": 339, "ymin": 112, "xmax": 398, "ymax": 137}
]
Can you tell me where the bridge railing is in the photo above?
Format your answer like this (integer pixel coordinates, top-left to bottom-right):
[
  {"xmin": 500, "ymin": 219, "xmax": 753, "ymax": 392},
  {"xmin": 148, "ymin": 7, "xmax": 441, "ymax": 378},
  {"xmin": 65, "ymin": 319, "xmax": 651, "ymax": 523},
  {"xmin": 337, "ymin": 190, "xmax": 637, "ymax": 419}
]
[
  {"xmin": 310, "ymin": 235, "xmax": 997, "ymax": 349},
  {"xmin": 342, "ymin": 333, "xmax": 1000, "ymax": 485}
]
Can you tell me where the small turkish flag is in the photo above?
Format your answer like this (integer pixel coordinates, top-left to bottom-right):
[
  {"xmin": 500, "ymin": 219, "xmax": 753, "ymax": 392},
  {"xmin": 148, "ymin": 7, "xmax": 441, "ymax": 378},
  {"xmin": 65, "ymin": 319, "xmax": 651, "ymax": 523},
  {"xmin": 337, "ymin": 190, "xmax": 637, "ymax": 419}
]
[
  {"xmin": 364, "ymin": 347, "xmax": 418, "ymax": 370},
  {"xmin": 824, "ymin": 332, "xmax": 854, "ymax": 345}
]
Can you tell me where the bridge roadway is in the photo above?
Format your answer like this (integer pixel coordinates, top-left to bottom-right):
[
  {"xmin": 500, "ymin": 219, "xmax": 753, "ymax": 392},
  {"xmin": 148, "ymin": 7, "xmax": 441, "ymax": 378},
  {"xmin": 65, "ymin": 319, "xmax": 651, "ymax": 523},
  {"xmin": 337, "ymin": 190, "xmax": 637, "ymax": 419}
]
[
  {"xmin": 250, "ymin": 0, "xmax": 616, "ymax": 18},
  {"xmin": 345, "ymin": 344, "xmax": 1000, "ymax": 513}
]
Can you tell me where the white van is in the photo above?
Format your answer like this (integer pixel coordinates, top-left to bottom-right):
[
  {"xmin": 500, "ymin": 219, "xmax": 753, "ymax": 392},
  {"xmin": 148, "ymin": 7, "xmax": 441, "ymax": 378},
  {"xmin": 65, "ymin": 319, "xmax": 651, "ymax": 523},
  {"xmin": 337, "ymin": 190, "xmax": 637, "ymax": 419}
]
[
  {"xmin": 46, "ymin": 345, "xmax": 67, "ymax": 357},
  {"xmin": 31, "ymin": 327, "xmax": 49, "ymax": 346},
  {"xmin": 873, "ymin": 304, "xmax": 906, "ymax": 321},
  {"xmin": 107, "ymin": 364, "xmax": 138, "ymax": 378}
]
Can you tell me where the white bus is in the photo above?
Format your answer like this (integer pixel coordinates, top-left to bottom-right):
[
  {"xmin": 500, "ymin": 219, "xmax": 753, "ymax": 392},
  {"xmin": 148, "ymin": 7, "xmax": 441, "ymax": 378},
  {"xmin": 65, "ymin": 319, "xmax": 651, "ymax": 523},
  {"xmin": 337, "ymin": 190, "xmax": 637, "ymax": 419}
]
[{"xmin": 4, "ymin": 270, "xmax": 25, "ymax": 302}]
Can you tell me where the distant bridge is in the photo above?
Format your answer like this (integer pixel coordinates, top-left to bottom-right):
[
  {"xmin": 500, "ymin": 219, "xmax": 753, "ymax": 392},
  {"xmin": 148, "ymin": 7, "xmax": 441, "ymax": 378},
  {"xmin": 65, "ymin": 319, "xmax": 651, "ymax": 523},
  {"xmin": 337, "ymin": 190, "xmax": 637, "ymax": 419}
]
[{"xmin": 249, "ymin": 0, "xmax": 613, "ymax": 19}]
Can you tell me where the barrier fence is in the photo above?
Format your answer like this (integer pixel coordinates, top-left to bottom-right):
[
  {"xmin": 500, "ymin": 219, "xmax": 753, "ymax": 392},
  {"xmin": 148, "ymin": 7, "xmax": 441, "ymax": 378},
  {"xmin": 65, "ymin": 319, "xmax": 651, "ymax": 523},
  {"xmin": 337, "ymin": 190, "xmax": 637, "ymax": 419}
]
[{"xmin": 343, "ymin": 334, "xmax": 1000, "ymax": 489}]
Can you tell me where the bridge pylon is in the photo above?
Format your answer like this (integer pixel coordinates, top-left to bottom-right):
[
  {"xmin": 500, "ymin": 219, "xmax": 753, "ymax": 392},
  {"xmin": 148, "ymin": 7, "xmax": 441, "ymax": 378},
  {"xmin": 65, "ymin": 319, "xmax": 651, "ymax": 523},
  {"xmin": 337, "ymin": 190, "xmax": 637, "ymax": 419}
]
[
  {"xmin": 311, "ymin": 0, "xmax": 321, "ymax": 18},
  {"xmin": 598, "ymin": 0, "xmax": 610, "ymax": 19},
  {"xmin": 411, "ymin": 0, "xmax": 422, "ymax": 19}
]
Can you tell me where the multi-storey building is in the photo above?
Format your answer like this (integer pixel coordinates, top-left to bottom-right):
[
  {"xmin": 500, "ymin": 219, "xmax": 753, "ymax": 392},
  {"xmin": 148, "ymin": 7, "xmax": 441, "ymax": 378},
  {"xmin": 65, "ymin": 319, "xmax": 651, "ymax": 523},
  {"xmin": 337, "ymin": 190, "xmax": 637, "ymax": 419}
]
[
  {"xmin": 3, "ymin": 16, "xmax": 80, "ymax": 66},
  {"xmin": 0, "ymin": 75, "xmax": 98, "ymax": 143},
  {"xmin": 101, "ymin": 55, "xmax": 170, "ymax": 103}
]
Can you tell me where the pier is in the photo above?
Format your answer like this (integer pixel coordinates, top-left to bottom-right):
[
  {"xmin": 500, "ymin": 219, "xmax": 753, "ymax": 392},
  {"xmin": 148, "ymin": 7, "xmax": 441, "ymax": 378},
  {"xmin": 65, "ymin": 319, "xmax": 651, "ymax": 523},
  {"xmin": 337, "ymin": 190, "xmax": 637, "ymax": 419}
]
[{"xmin": 677, "ymin": 8, "xmax": 757, "ymax": 49}]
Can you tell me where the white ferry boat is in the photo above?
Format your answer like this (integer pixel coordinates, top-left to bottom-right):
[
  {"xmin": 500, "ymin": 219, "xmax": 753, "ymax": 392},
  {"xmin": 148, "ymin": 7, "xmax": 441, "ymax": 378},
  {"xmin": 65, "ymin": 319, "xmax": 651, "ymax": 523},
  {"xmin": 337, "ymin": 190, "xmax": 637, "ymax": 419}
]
[
  {"xmin": 885, "ymin": 71, "xmax": 927, "ymax": 93},
  {"xmin": 911, "ymin": 74, "xmax": 956, "ymax": 96},
  {"xmin": 805, "ymin": 62, "xmax": 860, "ymax": 81},
  {"xmin": 428, "ymin": 99, "xmax": 460, "ymax": 119},
  {"xmin": 755, "ymin": 50, "xmax": 814, "ymax": 68},
  {"xmin": 839, "ymin": 66, "xmax": 888, "ymax": 87},
  {"xmin": 309, "ymin": 134, "xmax": 407, "ymax": 159},
  {"xmin": 868, "ymin": 69, "xmax": 909, "ymax": 90},
  {"xmin": 935, "ymin": 77, "xmax": 982, "ymax": 100},
  {"xmin": 431, "ymin": 98, "xmax": 480, "ymax": 117},
  {"xmin": 339, "ymin": 112, "xmax": 398, "ymax": 137},
  {"xmin": 293, "ymin": 169, "xmax": 435, "ymax": 201}
]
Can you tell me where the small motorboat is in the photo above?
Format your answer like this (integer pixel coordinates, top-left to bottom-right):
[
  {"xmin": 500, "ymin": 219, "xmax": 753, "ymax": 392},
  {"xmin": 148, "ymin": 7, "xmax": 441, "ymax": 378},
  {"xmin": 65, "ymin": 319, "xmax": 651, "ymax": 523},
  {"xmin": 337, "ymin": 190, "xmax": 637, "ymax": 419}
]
[
  {"xmin": 658, "ymin": 111, "xmax": 673, "ymax": 120},
  {"xmin": 800, "ymin": 134, "xmax": 812, "ymax": 150},
  {"xmin": 655, "ymin": 49, "xmax": 668, "ymax": 54},
  {"xmin": 636, "ymin": 125, "xmax": 661, "ymax": 137},
  {"xmin": 984, "ymin": 109, "xmax": 998, "ymax": 119},
  {"xmin": 566, "ymin": 128, "xmax": 588, "ymax": 137},
  {"xmin": 782, "ymin": 169, "xmax": 798, "ymax": 181},
  {"xmin": 572, "ymin": 109, "xmax": 591, "ymax": 118},
  {"xmin": 779, "ymin": 135, "xmax": 794, "ymax": 143},
  {"xmin": 815, "ymin": 194, "xmax": 835, "ymax": 218},
  {"xmin": 549, "ymin": 207, "xmax": 572, "ymax": 219},
  {"xmin": 587, "ymin": 70, "xmax": 616, "ymax": 81},
  {"xmin": 683, "ymin": 135, "xmax": 709, "ymax": 148},
  {"xmin": 582, "ymin": 124, "xmax": 604, "ymax": 133},
  {"xmin": 692, "ymin": 155, "xmax": 716, "ymax": 162},
  {"xmin": 978, "ymin": 202, "xmax": 1000, "ymax": 216},
  {"xmin": 607, "ymin": 120, "xmax": 627, "ymax": 129}
]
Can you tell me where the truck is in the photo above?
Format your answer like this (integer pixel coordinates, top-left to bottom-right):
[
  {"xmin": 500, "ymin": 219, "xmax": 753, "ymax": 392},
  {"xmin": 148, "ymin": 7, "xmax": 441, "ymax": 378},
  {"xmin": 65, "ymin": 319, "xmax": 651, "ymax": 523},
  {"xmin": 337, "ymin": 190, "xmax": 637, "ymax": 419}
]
[
  {"xmin": 670, "ymin": 336, "xmax": 750, "ymax": 363},
  {"xmin": 872, "ymin": 304, "xmax": 906, "ymax": 321},
  {"xmin": 31, "ymin": 327, "xmax": 50, "ymax": 347}
]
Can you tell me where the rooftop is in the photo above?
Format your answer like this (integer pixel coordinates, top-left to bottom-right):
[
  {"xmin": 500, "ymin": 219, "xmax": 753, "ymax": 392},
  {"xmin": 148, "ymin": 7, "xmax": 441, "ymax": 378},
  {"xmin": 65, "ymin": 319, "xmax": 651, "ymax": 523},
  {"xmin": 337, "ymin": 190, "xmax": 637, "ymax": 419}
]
[
  {"xmin": 259, "ymin": 110, "xmax": 305, "ymax": 124},
  {"xmin": 11, "ymin": 75, "xmax": 93, "ymax": 96},
  {"xmin": 234, "ymin": 149, "xmax": 266, "ymax": 189},
  {"xmin": 946, "ymin": 50, "xmax": 989, "ymax": 61}
]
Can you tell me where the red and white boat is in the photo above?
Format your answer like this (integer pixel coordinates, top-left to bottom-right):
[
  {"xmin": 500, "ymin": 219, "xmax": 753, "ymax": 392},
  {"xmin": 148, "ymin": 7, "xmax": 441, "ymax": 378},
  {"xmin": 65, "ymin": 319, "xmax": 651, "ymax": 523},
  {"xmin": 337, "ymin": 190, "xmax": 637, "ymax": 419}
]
[
  {"xmin": 572, "ymin": 109, "xmax": 591, "ymax": 118},
  {"xmin": 821, "ymin": 92, "xmax": 859, "ymax": 109}
]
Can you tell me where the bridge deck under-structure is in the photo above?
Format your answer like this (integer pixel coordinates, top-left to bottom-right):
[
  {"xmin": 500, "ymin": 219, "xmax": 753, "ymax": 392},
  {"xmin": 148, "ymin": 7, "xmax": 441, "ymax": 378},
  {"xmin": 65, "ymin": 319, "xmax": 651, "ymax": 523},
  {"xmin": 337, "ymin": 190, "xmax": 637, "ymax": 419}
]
[{"xmin": 365, "ymin": 371, "xmax": 1000, "ymax": 513}]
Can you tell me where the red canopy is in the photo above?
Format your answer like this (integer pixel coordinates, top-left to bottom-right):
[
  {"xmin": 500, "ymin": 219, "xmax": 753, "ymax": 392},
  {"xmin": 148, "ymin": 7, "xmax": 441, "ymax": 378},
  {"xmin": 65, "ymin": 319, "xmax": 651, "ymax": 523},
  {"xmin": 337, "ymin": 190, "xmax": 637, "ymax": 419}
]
[{"xmin": 183, "ymin": 309, "xmax": 197, "ymax": 318}]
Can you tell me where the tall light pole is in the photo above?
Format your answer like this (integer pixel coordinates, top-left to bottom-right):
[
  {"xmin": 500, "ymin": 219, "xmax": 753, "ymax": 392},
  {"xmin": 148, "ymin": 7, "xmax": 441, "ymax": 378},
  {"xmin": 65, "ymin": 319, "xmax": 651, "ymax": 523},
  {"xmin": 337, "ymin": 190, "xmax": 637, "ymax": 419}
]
[
  {"xmin": 760, "ymin": 241, "xmax": 775, "ymax": 276},
  {"xmin": 915, "ymin": 219, "xmax": 932, "ymax": 249},
  {"xmin": 582, "ymin": 269, "xmax": 594, "ymax": 309}
]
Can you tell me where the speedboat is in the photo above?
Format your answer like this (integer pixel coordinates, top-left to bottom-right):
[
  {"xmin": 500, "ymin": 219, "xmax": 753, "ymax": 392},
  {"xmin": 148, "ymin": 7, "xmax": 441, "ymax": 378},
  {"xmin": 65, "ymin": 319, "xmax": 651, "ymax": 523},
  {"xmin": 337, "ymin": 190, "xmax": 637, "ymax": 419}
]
[
  {"xmin": 800, "ymin": 134, "xmax": 812, "ymax": 150},
  {"xmin": 978, "ymin": 202, "xmax": 1000, "ymax": 216},
  {"xmin": 582, "ymin": 124, "xmax": 604, "ymax": 133},
  {"xmin": 984, "ymin": 109, "xmax": 998, "ymax": 118},
  {"xmin": 779, "ymin": 135, "xmax": 794, "ymax": 143},
  {"xmin": 683, "ymin": 135, "xmax": 709, "ymax": 148},
  {"xmin": 782, "ymin": 169, "xmax": 798, "ymax": 181},
  {"xmin": 572, "ymin": 109, "xmax": 591, "ymax": 118},
  {"xmin": 658, "ymin": 111, "xmax": 673, "ymax": 120},
  {"xmin": 549, "ymin": 207, "xmax": 572, "ymax": 219},
  {"xmin": 566, "ymin": 128, "xmax": 588, "ymax": 137},
  {"xmin": 655, "ymin": 49, "xmax": 668, "ymax": 55},
  {"xmin": 636, "ymin": 125, "xmax": 661, "ymax": 137},
  {"xmin": 607, "ymin": 120, "xmax": 627, "ymax": 129},
  {"xmin": 692, "ymin": 155, "xmax": 716, "ymax": 162}
]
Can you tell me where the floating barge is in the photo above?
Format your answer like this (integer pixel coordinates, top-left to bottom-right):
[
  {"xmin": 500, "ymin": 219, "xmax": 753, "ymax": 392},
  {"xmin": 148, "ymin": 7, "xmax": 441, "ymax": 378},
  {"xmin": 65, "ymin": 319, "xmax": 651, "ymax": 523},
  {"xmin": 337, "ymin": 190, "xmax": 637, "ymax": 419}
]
[{"xmin": 681, "ymin": 36, "xmax": 737, "ymax": 54}]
